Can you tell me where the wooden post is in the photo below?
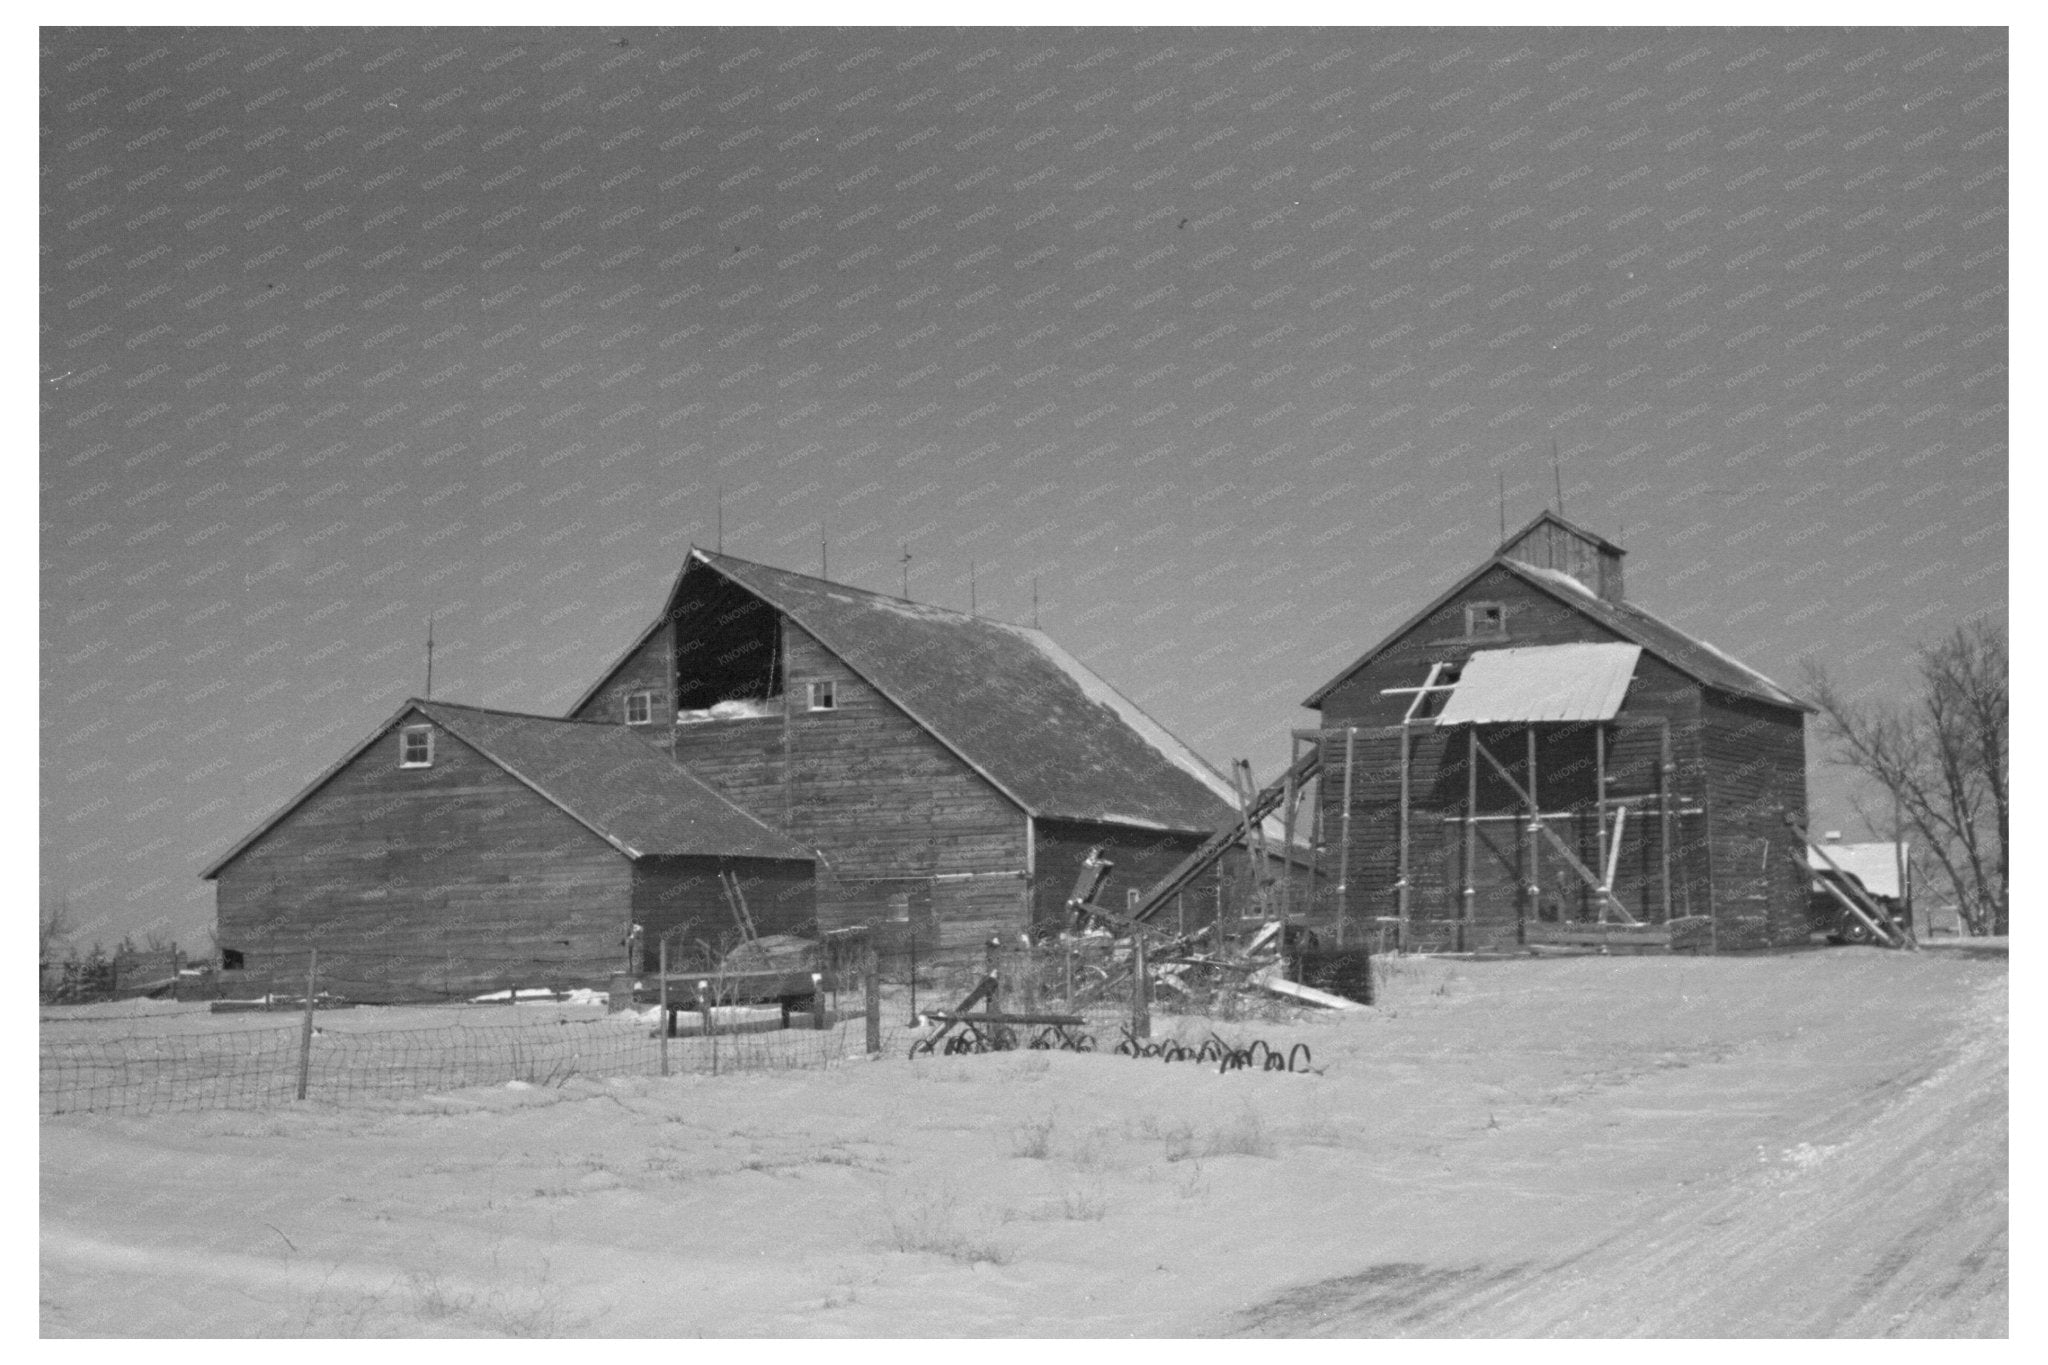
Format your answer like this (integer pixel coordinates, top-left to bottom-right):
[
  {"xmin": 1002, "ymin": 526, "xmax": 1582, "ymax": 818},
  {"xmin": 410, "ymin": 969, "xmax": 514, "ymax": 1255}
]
[
  {"xmin": 1280, "ymin": 739, "xmax": 1299, "ymax": 931},
  {"xmin": 1892, "ymin": 788, "xmax": 1910, "ymax": 935},
  {"xmin": 1340, "ymin": 727, "xmax": 1359, "ymax": 938},
  {"xmin": 985, "ymin": 936, "xmax": 1002, "ymax": 1016},
  {"xmin": 863, "ymin": 950, "xmax": 882, "ymax": 1055},
  {"xmin": 1658, "ymin": 721, "xmax": 1674, "ymax": 923},
  {"xmin": 295, "ymin": 949, "xmax": 317, "ymax": 1101},
  {"xmin": 1462, "ymin": 727, "xmax": 1477, "ymax": 951},
  {"xmin": 1527, "ymin": 727, "xmax": 1542, "ymax": 927},
  {"xmin": 1595, "ymin": 724, "xmax": 1608, "ymax": 925},
  {"xmin": 699, "ymin": 978, "xmax": 716, "ymax": 1076},
  {"xmin": 906, "ymin": 911, "xmax": 918, "ymax": 1022},
  {"xmin": 658, "ymin": 937, "xmax": 671, "ymax": 1077},
  {"xmin": 1308, "ymin": 742, "xmax": 1328, "ymax": 943},
  {"xmin": 1064, "ymin": 938, "xmax": 1074, "ymax": 1006},
  {"xmin": 811, "ymin": 972, "xmax": 827, "ymax": 1030},
  {"xmin": 1131, "ymin": 934, "xmax": 1150, "ymax": 1041}
]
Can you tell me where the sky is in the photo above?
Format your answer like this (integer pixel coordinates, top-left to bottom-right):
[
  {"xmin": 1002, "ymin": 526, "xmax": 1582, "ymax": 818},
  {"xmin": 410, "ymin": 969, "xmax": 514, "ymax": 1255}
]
[{"xmin": 39, "ymin": 26, "xmax": 2007, "ymax": 952}]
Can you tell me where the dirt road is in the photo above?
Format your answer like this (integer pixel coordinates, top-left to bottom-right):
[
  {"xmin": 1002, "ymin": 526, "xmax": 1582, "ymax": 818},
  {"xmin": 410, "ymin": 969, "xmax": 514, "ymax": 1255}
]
[{"xmin": 1230, "ymin": 954, "xmax": 2008, "ymax": 1337}]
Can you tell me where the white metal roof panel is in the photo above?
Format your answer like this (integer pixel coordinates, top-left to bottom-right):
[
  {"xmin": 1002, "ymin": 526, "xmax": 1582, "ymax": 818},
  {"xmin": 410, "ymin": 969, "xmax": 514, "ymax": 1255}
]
[{"xmin": 1433, "ymin": 643, "xmax": 1642, "ymax": 725}]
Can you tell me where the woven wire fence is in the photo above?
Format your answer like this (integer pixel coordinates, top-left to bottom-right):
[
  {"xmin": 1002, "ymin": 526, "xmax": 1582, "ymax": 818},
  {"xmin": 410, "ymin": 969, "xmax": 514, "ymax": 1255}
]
[{"xmin": 40, "ymin": 1015, "xmax": 904, "ymax": 1117}]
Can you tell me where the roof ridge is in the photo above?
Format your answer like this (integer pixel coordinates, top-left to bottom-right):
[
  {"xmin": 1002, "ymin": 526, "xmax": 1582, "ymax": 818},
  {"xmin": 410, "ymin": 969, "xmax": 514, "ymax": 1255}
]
[
  {"xmin": 414, "ymin": 697, "xmax": 619, "ymax": 726},
  {"xmin": 699, "ymin": 548, "xmax": 1012, "ymax": 626}
]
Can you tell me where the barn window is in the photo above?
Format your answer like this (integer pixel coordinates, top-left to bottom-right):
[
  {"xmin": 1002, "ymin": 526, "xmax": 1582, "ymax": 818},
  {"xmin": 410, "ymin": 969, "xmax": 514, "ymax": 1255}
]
[
  {"xmin": 806, "ymin": 679, "xmax": 837, "ymax": 712},
  {"xmin": 220, "ymin": 948, "xmax": 244, "ymax": 971},
  {"xmin": 624, "ymin": 690, "xmax": 662, "ymax": 725},
  {"xmin": 1415, "ymin": 664, "xmax": 1461, "ymax": 720},
  {"xmin": 1464, "ymin": 602, "xmax": 1507, "ymax": 638},
  {"xmin": 399, "ymin": 725, "xmax": 434, "ymax": 768}
]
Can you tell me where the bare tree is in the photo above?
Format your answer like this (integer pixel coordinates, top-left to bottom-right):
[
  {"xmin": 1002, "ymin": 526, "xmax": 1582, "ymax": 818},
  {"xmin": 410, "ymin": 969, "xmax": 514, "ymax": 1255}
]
[
  {"xmin": 1803, "ymin": 620, "xmax": 2008, "ymax": 935},
  {"xmin": 40, "ymin": 891, "xmax": 72, "ymax": 968}
]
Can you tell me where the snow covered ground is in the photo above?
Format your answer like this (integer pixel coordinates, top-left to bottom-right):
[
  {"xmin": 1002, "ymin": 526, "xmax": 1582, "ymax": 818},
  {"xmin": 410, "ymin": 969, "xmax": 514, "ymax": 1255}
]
[{"xmin": 41, "ymin": 949, "xmax": 2006, "ymax": 1337}]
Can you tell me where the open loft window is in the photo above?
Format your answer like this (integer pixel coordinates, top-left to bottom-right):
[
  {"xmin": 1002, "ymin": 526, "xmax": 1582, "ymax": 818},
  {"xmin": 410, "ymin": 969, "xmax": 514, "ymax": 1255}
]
[
  {"xmin": 671, "ymin": 576, "xmax": 785, "ymax": 713},
  {"xmin": 805, "ymin": 679, "xmax": 837, "ymax": 712},
  {"xmin": 1414, "ymin": 664, "xmax": 1462, "ymax": 720},
  {"xmin": 1464, "ymin": 601, "xmax": 1507, "ymax": 639},
  {"xmin": 399, "ymin": 725, "xmax": 434, "ymax": 768},
  {"xmin": 624, "ymin": 690, "xmax": 663, "ymax": 725}
]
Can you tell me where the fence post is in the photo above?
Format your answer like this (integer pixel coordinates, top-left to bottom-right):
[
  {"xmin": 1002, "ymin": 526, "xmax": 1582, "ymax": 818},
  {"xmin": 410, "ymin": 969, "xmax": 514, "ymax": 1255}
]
[
  {"xmin": 1131, "ymin": 935, "xmax": 1150, "ymax": 1042},
  {"xmin": 295, "ymin": 949, "xmax": 317, "ymax": 1101},
  {"xmin": 985, "ymin": 935, "xmax": 1002, "ymax": 1017},
  {"xmin": 810, "ymin": 972, "xmax": 826, "ymax": 1030},
  {"xmin": 864, "ymin": 949, "xmax": 882, "ymax": 1056},
  {"xmin": 699, "ymin": 978, "xmax": 716, "ymax": 1077},
  {"xmin": 658, "ymin": 937, "xmax": 670, "ymax": 1078}
]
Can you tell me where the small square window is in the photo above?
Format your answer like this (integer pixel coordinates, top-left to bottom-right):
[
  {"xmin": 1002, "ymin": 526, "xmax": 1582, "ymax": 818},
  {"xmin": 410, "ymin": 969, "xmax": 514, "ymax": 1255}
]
[
  {"xmin": 1464, "ymin": 602, "xmax": 1506, "ymax": 638},
  {"xmin": 806, "ymin": 680, "xmax": 837, "ymax": 712},
  {"xmin": 625, "ymin": 690, "xmax": 661, "ymax": 726},
  {"xmin": 399, "ymin": 725, "xmax": 434, "ymax": 768}
]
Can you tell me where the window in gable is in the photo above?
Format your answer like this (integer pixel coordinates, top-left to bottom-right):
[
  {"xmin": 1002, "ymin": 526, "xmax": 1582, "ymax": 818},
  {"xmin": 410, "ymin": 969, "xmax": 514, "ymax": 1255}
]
[
  {"xmin": 625, "ymin": 690, "xmax": 663, "ymax": 726},
  {"xmin": 1464, "ymin": 601, "xmax": 1507, "ymax": 638},
  {"xmin": 399, "ymin": 725, "xmax": 434, "ymax": 768},
  {"xmin": 806, "ymin": 679, "xmax": 837, "ymax": 712}
]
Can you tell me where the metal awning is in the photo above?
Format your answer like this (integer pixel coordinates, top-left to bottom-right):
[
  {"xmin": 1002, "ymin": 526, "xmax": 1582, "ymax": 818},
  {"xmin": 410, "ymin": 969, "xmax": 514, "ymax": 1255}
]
[{"xmin": 1433, "ymin": 643, "xmax": 1641, "ymax": 725}]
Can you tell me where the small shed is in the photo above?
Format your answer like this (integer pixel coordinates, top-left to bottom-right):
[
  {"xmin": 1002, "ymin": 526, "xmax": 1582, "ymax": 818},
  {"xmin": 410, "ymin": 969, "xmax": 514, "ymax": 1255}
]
[
  {"xmin": 203, "ymin": 700, "xmax": 818, "ymax": 1000},
  {"xmin": 1304, "ymin": 511, "xmax": 1813, "ymax": 953}
]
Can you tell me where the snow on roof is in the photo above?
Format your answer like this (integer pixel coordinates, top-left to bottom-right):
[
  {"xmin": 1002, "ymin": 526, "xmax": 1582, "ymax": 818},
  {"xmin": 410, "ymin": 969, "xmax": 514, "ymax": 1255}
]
[{"xmin": 1514, "ymin": 562, "xmax": 1599, "ymax": 600}]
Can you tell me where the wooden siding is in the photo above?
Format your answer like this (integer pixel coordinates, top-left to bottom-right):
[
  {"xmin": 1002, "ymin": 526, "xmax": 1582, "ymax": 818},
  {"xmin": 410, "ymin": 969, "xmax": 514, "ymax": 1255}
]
[
  {"xmin": 649, "ymin": 619, "xmax": 1031, "ymax": 949},
  {"xmin": 1306, "ymin": 562, "xmax": 1777, "ymax": 951},
  {"xmin": 631, "ymin": 856, "xmax": 817, "ymax": 973},
  {"xmin": 571, "ymin": 623, "xmax": 672, "ymax": 730},
  {"xmin": 1318, "ymin": 566, "xmax": 1636, "ymax": 727},
  {"xmin": 1030, "ymin": 818, "xmax": 1208, "ymax": 936},
  {"xmin": 1500, "ymin": 519, "xmax": 1624, "ymax": 601},
  {"xmin": 1697, "ymin": 690, "xmax": 1810, "ymax": 949},
  {"xmin": 213, "ymin": 718, "xmax": 631, "ymax": 999}
]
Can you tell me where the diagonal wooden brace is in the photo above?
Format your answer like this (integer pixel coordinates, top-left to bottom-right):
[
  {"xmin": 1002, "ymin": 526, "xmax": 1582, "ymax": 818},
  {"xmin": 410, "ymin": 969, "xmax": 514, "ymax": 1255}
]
[
  {"xmin": 1783, "ymin": 813, "xmax": 1912, "ymax": 950},
  {"xmin": 1471, "ymin": 733, "xmax": 1639, "ymax": 925}
]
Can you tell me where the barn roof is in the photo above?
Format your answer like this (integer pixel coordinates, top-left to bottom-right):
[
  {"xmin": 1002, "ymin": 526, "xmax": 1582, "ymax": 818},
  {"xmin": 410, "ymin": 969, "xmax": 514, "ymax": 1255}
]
[
  {"xmin": 201, "ymin": 700, "xmax": 815, "ymax": 878},
  {"xmin": 658, "ymin": 550, "xmax": 1245, "ymax": 833},
  {"xmin": 1303, "ymin": 554, "xmax": 1811, "ymax": 712}
]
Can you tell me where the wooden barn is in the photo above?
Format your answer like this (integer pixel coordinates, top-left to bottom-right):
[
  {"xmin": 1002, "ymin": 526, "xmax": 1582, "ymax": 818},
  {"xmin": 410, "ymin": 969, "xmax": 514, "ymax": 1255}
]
[
  {"xmin": 204, "ymin": 700, "xmax": 818, "ymax": 1000},
  {"xmin": 568, "ymin": 549, "xmax": 1258, "ymax": 951},
  {"xmin": 1302, "ymin": 511, "xmax": 1813, "ymax": 953}
]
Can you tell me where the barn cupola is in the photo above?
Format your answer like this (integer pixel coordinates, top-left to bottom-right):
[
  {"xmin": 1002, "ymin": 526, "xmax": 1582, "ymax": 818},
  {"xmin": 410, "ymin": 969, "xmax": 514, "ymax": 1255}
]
[{"xmin": 1496, "ymin": 510, "xmax": 1626, "ymax": 603}]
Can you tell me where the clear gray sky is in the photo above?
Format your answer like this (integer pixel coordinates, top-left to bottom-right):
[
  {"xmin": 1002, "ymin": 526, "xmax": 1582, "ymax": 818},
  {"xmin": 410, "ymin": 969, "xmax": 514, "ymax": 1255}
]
[{"xmin": 40, "ymin": 27, "xmax": 2006, "ymax": 950}]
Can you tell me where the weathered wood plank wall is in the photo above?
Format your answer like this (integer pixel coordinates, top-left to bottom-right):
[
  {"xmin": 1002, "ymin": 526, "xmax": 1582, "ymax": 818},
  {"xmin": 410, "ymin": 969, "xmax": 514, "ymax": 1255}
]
[{"xmin": 214, "ymin": 717, "xmax": 631, "ymax": 998}]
